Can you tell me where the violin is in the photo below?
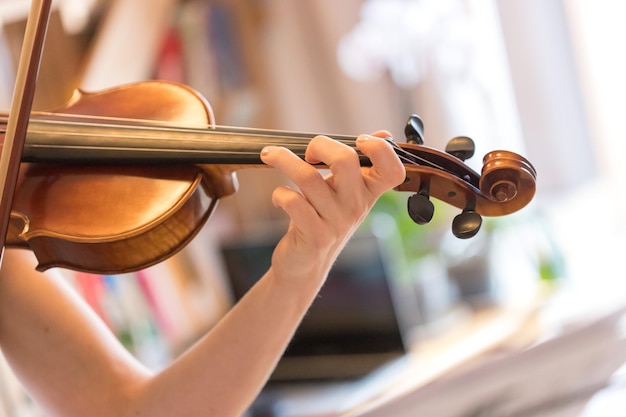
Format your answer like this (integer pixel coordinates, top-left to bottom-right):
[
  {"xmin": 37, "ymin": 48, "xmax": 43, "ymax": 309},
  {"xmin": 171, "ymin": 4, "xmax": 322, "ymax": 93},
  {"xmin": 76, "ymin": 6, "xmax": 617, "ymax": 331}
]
[{"xmin": 0, "ymin": 80, "xmax": 536, "ymax": 274}]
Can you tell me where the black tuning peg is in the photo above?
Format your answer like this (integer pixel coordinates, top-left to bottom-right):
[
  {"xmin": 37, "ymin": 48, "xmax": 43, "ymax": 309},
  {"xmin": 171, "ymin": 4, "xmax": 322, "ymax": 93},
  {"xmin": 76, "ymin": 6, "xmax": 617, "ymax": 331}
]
[
  {"xmin": 452, "ymin": 209, "xmax": 482, "ymax": 239},
  {"xmin": 407, "ymin": 190, "xmax": 434, "ymax": 225},
  {"xmin": 445, "ymin": 136, "xmax": 475, "ymax": 161},
  {"xmin": 405, "ymin": 114, "xmax": 425, "ymax": 145}
]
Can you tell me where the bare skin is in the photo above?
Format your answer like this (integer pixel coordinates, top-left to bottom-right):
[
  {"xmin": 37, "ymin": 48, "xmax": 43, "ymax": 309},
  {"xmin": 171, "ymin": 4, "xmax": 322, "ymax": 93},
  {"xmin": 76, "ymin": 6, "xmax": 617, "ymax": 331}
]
[{"xmin": 0, "ymin": 133, "xmax": 406, "ymax": 417}]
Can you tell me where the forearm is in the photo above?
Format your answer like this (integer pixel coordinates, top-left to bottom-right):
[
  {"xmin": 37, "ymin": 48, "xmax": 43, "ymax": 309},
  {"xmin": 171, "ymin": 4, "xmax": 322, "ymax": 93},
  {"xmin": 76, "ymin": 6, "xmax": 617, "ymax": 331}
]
[
  {"xmin": 0, "ymin": 250, "xmax": 323, "ymax": 417},
  {"xmin": 135, "ymin": 267, "xmax": 324, "ymax": 417}
]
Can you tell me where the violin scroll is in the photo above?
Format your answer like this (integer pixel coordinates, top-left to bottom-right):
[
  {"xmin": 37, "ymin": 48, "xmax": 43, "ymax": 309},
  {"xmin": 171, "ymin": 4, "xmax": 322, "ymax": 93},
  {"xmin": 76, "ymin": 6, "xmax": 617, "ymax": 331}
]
[
  {"xmin": 480, "ymin": 150, "xmax": 537, "ymax": 204},
  {"xmin": 398, "ymin": 116, "xmax": 537, "ymax": 238}
]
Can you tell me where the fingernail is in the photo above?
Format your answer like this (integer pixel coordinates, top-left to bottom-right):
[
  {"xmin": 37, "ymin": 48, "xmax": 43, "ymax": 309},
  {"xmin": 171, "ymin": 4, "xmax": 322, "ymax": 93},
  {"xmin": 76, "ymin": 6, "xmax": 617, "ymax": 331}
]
[
  {"xmin": 261, "ymin": 146, "xmax": 275, "ymax": 157},
  {"xmin": 356, "ymin": 135, "xmax": 370, "ymax": 143}
]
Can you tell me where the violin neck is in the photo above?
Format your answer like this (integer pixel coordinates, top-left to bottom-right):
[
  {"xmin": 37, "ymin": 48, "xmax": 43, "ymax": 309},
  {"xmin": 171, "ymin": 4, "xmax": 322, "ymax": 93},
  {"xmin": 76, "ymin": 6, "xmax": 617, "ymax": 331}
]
[{"xmin": 19, "ymin": 117, "xmax": 371, "ymax": 166}]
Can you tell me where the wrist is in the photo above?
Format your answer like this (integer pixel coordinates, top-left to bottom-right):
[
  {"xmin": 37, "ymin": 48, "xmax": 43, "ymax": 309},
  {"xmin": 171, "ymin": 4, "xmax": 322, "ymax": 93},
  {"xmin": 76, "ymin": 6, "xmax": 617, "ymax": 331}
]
[{"xmin": 264, "ymin": 263, "xmax": 328, "ymax": 303}]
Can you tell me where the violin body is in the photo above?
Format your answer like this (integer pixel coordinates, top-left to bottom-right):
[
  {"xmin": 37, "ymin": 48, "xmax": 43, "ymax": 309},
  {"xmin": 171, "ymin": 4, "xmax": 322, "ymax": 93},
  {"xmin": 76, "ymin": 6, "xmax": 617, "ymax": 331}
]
[
  {"xmin": 6, "ymin": 82, "xmax": 236, "ymax": 273},
  {"xmin": 1, "ymin": 81, "xmax": 536, "ymax": 274}
]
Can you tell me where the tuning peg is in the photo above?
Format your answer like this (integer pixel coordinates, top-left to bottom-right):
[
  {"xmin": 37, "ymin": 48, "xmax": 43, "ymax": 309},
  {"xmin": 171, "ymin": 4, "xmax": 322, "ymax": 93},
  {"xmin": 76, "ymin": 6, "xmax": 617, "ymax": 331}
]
[
  {"xmin": 405, "ymin": 114, "xmax": 425, "ymax": 145},
  {"xmin": 407, "ymin": 191, "xmax": 434, "ymax": 225},
  {"xmin": 452, "ymin": 209, "xmax": 482, "ymax": 239},
  {"xmin": 445, "ymin": 136, "xmax": 475, "ymax": 161}
]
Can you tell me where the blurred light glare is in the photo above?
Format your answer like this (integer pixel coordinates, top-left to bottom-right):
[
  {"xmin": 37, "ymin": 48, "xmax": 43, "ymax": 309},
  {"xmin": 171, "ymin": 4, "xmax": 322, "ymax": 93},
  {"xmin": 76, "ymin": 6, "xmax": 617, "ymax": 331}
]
[
  {"xmin": 338, "ymin": 0, "xmax": 470, "ymax": 88},
  {"xmin": 58, "ymin": 0, "xmax": 97, "ymax": 34}
]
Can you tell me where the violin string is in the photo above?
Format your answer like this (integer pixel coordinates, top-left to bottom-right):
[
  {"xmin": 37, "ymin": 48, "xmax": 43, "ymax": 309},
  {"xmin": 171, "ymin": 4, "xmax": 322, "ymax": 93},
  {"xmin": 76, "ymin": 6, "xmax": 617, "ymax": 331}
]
[
  {"xmin": 29, "ymin": 119, "xmax": 445, "ymax": 173},
  {"xmin": 32, "ymin": 111, "xmax": 342, "ymax": 141},
  {"xmin": 28, "ymin": 114, "xmax": 435, "ymax": 168},
  {"xmin": 27, "ymin": 113, "xmax": 449, "ymax": 172}
]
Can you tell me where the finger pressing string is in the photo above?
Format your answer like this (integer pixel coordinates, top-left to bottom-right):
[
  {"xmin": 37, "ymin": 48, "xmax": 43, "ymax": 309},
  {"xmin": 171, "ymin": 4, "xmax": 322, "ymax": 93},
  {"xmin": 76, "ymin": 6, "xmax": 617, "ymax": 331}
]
[
  {"xmin": 260, "ymin": 145, "xmax": 333, "ymax": 212},
  {"xmin": 304, "ymin": 135, "xmax": 362, "ymax": 192},
  {"xmin": 356, "ymin": 135, "xmax": 406, "ymax": 196}
]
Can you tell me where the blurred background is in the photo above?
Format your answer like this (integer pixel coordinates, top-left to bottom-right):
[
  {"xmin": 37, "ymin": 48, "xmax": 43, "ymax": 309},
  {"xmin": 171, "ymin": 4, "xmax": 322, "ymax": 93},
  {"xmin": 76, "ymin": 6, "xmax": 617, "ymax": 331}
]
[{"xmin": 0, "ymin": 0, "xmax": 625, "ymax": 416}]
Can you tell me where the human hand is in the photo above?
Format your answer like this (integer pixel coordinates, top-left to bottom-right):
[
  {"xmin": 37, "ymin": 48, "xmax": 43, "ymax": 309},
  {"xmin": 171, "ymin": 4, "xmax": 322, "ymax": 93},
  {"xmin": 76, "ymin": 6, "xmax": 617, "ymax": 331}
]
[{"xmin": 260, "ymin": 132, "xmax": 406, "ymax": 292}]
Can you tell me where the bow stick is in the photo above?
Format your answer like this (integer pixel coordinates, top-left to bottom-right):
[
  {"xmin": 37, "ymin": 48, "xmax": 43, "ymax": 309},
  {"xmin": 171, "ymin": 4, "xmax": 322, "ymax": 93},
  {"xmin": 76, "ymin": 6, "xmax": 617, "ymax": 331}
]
[{"xmin": 0, "ymin": 0, "xmax": 52, "ymax": 264}]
